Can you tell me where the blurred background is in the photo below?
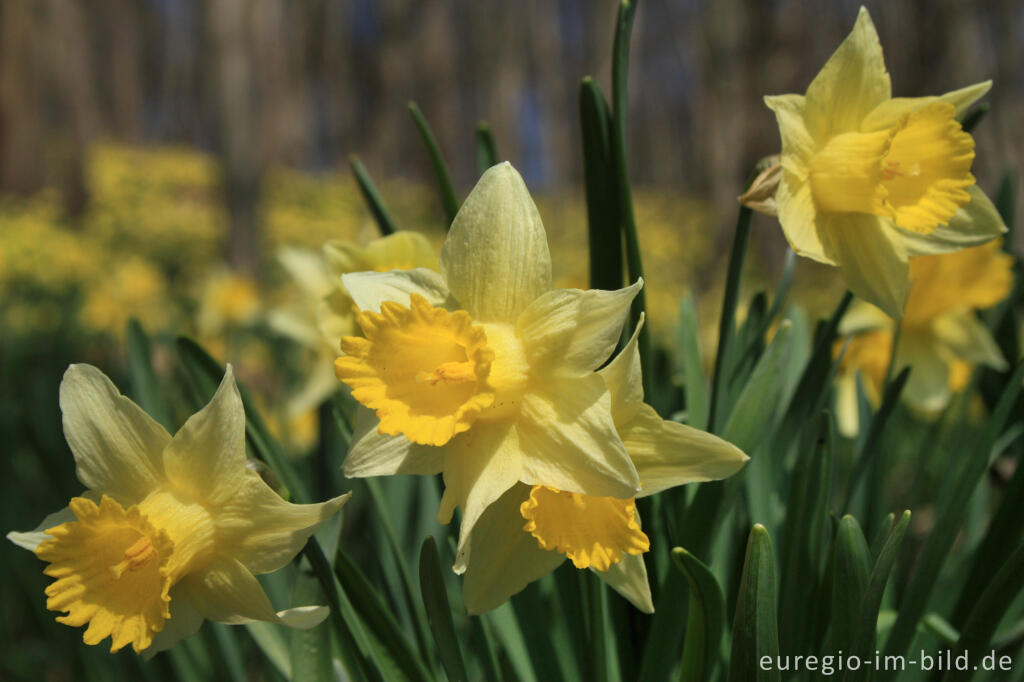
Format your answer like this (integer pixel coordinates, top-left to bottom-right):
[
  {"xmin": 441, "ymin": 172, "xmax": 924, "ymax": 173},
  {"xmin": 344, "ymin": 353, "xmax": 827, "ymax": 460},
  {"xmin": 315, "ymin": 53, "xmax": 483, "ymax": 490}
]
[{"xmin": 1, "ymin": 1, "xmax": 1022, "ymax": 677}]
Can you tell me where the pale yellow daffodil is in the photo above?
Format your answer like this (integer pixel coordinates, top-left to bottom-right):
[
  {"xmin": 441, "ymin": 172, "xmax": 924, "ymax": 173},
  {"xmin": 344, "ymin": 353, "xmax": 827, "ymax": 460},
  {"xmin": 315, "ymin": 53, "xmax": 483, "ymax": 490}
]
[
  {"xmin": 335, "ymin": 162, "xmax": 645, "ymax": 572},
  {"xmin": 8, "ymin": 365, "xmax": 349, "ymax": 654},
  {"xmin": 460, "ymin": 321, "xmax": 748, "ymax": 613},
  {"xmin": 268, "ymin": 231, "xmax": 436, "ymax": 415},
  {"xmin": 765, "ymin": 7, "xmax": 1006, "ymax": 317},
  {"xmin": 834, "ymin": 239, "xmax": 1012, "ymax": 435}
]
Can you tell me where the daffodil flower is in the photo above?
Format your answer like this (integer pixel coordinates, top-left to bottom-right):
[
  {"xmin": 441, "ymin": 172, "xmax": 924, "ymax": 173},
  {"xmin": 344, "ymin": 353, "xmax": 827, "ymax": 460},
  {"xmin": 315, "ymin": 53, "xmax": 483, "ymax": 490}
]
[
  {"xmin": 334, "ymin": 162, "xmax": 644, "ymax": 571},
  {"xmin": 834, "ymin": 240, "xmax": 1012, "ymax": 435},
  {"xmin": 8, "ymin": 365, "xmax": 349, "ymax": 655},
  {"xmin": 765, "ymin": 7, "xmax": 1006, "ymax": 317},
  {"xmin": 268, "ymin": 231, "xmax": 436, "ymax": 415},
  {"xmin": 460, "ymin": 321, "xmax": 748, "ymax": 613}
]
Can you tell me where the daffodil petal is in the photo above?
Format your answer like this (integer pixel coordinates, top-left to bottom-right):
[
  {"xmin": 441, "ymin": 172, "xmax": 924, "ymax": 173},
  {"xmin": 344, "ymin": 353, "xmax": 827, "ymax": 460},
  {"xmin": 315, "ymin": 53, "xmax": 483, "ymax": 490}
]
[
  {"xmin": 143, "ymin": 586, "xmax": 204, "ymax": 658},
  {"xmin": 598, "ymin": 316, "xmax": 646, "ymax": 424},
  {"xmin": 162, "ymin": 366, "xmax": 247, "ymax": 507},
  {"xmin": 820, "ymin": 213, "xmax": 908, "ymax": 318},
  {"xmin": 441, "ymin": 162, "xmax": 552, "ymax": 323},
  {"xmin": 439, "ymin": 421, "xmax": 522, "ymax": 573},
  {"xmin": 341, "ymin": 268, "xmax": 452, "ymax": 313},
  {"xmin": 516, "ymin": 280, "xmax": 642, "ymax": 374},
  {"xmin": 462, "ymin": 484, "xmax": 564, "ymax": 615},
  {"xmin": 217, "ymin": 475, "xmax": 350, "ymax": 574},
  {"xmin": 277, "ymin": 246, "xmax": 335, "ymax": 298},
  {"xmin": 60, "ymin": 364, "xmax": 170, "ymax": 502},
  {"xmin": 185, "ymin": 558, "xmax": 280, "ymax": 625},
  {"xmin": 834, "ymin": 371, "xmax": 861, "ymax": 438},
  {"xmin": 804, "ymin": 7, "xmax": 890, "ymax": 139},
  {"xmin": 267, "ymin": 308, "xmax": 323, "ymax": 347},
  {"xmin": 862, "ymin": 81, "xmax": 993, "ymax": 132},
  {"xmin": 899, "ymin": 335, "xmax": 952, "ymax": 413},
  {"xmin": 361, "ymin": 231, "xmax": 438, "ymax": 271},
  {"xmin": 764, "ymin": 94, "xmax": 816, "ymax": 160},
  {"xmin": 7, "ymin": 504, "xmax": 79, "ymax": 551},
  {"xmin": 594, "ymin": 552, "xmax": 653, "ymax": 614},
  {"xmin": 285, "ymin": 360, "xmax": 343, "ymax": 417},
  {"xmin": 623, "ymin": 406, "xmax": 748, "ymax": 498},
  {"xmin": 775, "ymin": 173, "xmax": 832, "ymax": 264},
  {"xmin": 342, "ymin": 406, "xmax": 444, "ymax": 478},
  {"xmin": 838, "ymin": 301, "xmax": 892, "ymax": 335},
  {"xmin": 518, "ymin": 374, "xmax": 640, "ymax": 499},
  {"xmin": 933, "ymin": 313, "xmax": 1007, "ymax": 370},
  {"xmin": 275, "ymin": 606, "xmax": 330, "ymax": 629},
  {"xmin": 323, "ymin": 240, "xmax": 368, "ymax": 277},
  {"xmin": 898, "ymin": 186, "xmax": 1007, "ymax": 257}
]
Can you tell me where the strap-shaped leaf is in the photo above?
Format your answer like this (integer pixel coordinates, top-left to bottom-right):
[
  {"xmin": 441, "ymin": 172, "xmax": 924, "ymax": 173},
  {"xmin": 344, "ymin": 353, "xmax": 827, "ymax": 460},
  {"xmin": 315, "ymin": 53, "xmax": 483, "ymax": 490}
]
[
  {"xmin": 728, "ymin": 525, "xmax": 780, "ymax": 682},
  {"xmin": 419, "ymin": 536, "xmax": 468, "ymax": 682},
  {"xmin": 673, "ymin": 548, "xmax": 726, "ymax": 682}
]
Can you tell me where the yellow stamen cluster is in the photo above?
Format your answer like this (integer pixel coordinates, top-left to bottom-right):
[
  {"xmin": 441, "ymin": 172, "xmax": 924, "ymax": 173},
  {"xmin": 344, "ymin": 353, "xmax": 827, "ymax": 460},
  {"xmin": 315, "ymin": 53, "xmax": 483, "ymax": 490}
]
[
  {"xmin": 519, "ymin": 485, "xmax": 649, "ymax": 571},
  {"xmin": 335, "ymin": 294, "xmax": 495, "ymax": 446}
]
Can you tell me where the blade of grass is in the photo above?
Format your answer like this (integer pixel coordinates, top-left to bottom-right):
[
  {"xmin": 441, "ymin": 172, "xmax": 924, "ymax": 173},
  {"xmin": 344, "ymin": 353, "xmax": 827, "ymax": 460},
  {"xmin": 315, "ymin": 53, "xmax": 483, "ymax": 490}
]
[
  {"xmin": 881, "ymin": 363, "xmax": 1024, "ymax": 671},
  {"xmin": 419, "ymin": 536, "xmax": 469, "ymax": 682},
  {"xmin": 350, "ymin": 155, "xmax": 399, "ymax": 236},
  {"xmin": 475, "ymin": 122, "xmax": 499, "ymax": 177},
  {"xmin": 409, "ymin": 102, "xmax": 459, "ymax": 226},
  {"xmin": 579, "ymin": 77, "xmax": 623, "ymax": 292}
]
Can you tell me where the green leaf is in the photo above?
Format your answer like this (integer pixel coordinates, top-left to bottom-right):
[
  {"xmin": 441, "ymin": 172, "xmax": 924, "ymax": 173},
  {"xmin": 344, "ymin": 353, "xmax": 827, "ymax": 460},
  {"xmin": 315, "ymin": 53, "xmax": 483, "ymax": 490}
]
[
  {"xmin": 334, "ymin": 548, "xmax": 435, "ymax": 682},
  {"xmin": 419, "ymin": 536, "xmax": 469, "ymax": 682},
  {"xmin": 881, "ymin": 362, "xmax": 1024, "ymax": 670},
  {"xmin": 125, "ymin": 318, "xmax": 172, "ymax": 429},
  {"xmin": 290, "ymin": 570, "xmax": 334, "ymax": 682},
  {"xmin": 579, "ymin": 77, "xmax": 622, "ymax": 293},
  {"xmin": 943, "ymin": 542, "xmax": 1024, "ymax": 682},
  {"xmin": 728, "ymin": 524, "xmax": 780, "ymax": 682},
  {"xmin": 845, "ymin": 511, "xmax": 911, "ymax": 682},
  {"xmin": 678, "ymin": 294, "xmax": 709, "ymax": 430},
  {"xmin": 830, "ymin": 516, "xmax": 872, "ymax": 653},
  {"xmin": 721, "ymin": 320, "xmax": 792, "ymax": 453},
  {"xmin": 245, "ymin": 622, "xmax": 291, "ymax": 679},
  {"xmin": 673, "ymin": 548, "xmax": 726, "ymax": 682},
  {"xmin": 475, "ymin": 122, "xmax": 499, "ymax": 177},
  {"xmin": 959, "ymin": 102, "xmax": 989, "ymax": 134},
  {"xmin": 350, "ymin": 155, "xmax": 399, "ymax": 236},
  {"xmin": 730, "ymin": 250, "xmax": 797, "ymax": 380},
  {"xmin": 609, "ymin": 0, "xmax": 651, "ymax": 397},
  {"xmin": 408, "ymin": 102, "xmax": 460, "ymax": 226}
]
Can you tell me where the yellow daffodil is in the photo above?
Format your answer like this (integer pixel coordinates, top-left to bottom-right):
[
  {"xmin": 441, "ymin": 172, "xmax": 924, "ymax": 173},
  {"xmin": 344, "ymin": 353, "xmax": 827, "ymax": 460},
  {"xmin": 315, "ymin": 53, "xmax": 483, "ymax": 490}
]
[
  {"xmin": 335, "ymin": 162, "xmax": 645, "ymax": 571},
  {"xmin": 460, "ymin": 321, "xmax": 748, "ymax": 613},
  {"xmin": 195, "ymin": 269, "xmax": 262, "ymax": 339},
  {"xmin": 765, "ymin": 7, "xmax": 1006, "ymax": 317},
  {"xmin": 8, "ymin": 365, "xmax": 349, "ymax": 655},
  {"xmin": 268, "ymin": 231, "xmax": 436, "ymax": 415},
  {"xmin": 834, "ymin": 240, "xmax": 1012, "ymax": 434}
]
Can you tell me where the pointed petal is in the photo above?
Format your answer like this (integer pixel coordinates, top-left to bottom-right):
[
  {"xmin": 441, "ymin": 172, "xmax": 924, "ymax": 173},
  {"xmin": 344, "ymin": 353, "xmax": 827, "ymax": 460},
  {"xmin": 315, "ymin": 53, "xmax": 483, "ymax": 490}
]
[
  {"xmin": 142, "ymin": 586, "xmax": 204, "ymax": 657},
  {"xmin": 834, "ymin": 371, "xmax": 861, "ymax": 438},
  {"xmin": 820, "ymin": 213, "xmax": 909, "ymax": 318},
  {"xmin": 60, "ymin": 364, "xmax": 169, "ymax": 501},
  {"xmin": 360, "ymin": 231, "xmax": 438, "ymax": 271},
  {"xmin": 278, "ymin": 246, "xmax": 334, "ymax": 298},
  {"xmin": 596, "ymin": 553, "xmax": 654, "ymax": 614},
  {"xmin": 322, "ymin": 240, "xmax": 368, "ymax": 278},
  {"xmin": 775, "ymin": 174, "xmax": 833, "ymax": 264},
  {"xmin": 898, "ymin": 186, "xmax": 1007, "ymax": 256},
  {"xmin": 804, "ymin": 7, "xmax": 890, "ymax": 138},
  {"xmin": 838, "ymin": 300, "xmax": 892, "ymax": 335},
  {"xmin": 862, "ymin": 81, "xmax": 993, "ymax": 132},
  {"xmin": 516, "ymin": 280, "xmax": 642, "ymax": 374},
  {"xmin": 439, "ymin": 421, "xmax": 522, "ymax": 573},
  {"xmin": 599, "ymin": 316, "xmax": 646, "ymax": 423},
  {"xmin": 184, "ymin": 558, "xmax": 279, "ymax": 624},
  {"xmin": 441, "ymin": 163, "xmax": 552, "ymax": 322},
  {"xmin": 8, "ymin": 504, "xmax": 78, "ymax": 551},
  {"xmin": 764, "ymin": 94, "xmax": 816, "ymax": 158},
  {"xmin": 216, "ymin": 474, "xmax": 349, "ymax": 574},
  {"xmin": 341, "ymin": 268, "xmax": 452, "ymax": 313},
  {"xmin": 275, "ymin": 606, "xmax": 330, "ymax": 629},
  {"xmin": 163, "ymin": 366, "xmax": 247, "ymax": 507},
  {"xmin": 624, "ymin": 406, "xmax": 748, "ymax": 497},
  {"xmin": 462, "ymin": 484, "xmax": 564, "ymax": 614},
  {"xmin": 933, "ymin": 313, "xmax": 1007, "ymax": 370},
  {"xmin": 342, "ymin": 406, "xmax": 444, "ymax": 477},
  {"xmin": 900, "ymin": 335, "xmax": 952, "ymax": 413},
  {"xmin": 518, "ymin": 374, "xmax": 639, "ymax": 499}
]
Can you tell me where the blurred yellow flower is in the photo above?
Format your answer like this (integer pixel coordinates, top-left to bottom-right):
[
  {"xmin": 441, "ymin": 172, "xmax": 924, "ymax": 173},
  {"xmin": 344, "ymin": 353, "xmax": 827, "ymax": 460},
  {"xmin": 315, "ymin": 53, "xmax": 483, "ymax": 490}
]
[
  {"xmin": 80, "ymin": 257, "xmax": 173, "ymax": 336},
  {"xmin": 337, "ymin": 162, "xmax": 657, "ymax": 572},
  {"xmin": 8, "ymin": 365, "xmax": 348, "ymax": 654},
  {"xmin": 195, "ymin": 269, "xmax": 262, "ymax": 339},
  {"xmin": 765, "ymin": 7, "xmax": 1005, "ymax": 317},
  {"xmin": 834, "ymin": 240, "xmax": 1012, "ymax": 434},
  {"xmin": 461, "ymin": 321, "xmax": 747, "ymax": 614}
]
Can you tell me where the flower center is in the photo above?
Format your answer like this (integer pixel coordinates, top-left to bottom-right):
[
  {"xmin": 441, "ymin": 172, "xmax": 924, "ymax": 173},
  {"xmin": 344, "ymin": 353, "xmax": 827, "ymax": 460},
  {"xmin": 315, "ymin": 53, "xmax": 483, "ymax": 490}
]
[
  {"xmin": 809, "ymin": 102, "xmax": 974, "ymax": 233},
  {"xmin": 519, "ymin": 485, "xmax": 650, "ymax": 571},
  {"xmin": 335, "ymin": 294, "xmax": 496, "ymax": 446},
  {"xmin": 35, "ymin": 495, "xmax": 174, "ymax": 653}
]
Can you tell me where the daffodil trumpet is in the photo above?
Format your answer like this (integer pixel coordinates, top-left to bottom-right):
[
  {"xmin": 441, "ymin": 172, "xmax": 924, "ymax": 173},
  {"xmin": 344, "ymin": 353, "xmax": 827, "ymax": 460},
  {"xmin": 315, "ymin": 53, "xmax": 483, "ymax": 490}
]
[
  {"xmin": 334, "ymin": 162, "xmax": 651, "ymax": 573},
  {"xmin": 765, "ymin": 6, "xmax": 1006, "ymax": 317},
  {"xmin": 8, "ymin": 365, "xmax": 349, "ymax": 655}
]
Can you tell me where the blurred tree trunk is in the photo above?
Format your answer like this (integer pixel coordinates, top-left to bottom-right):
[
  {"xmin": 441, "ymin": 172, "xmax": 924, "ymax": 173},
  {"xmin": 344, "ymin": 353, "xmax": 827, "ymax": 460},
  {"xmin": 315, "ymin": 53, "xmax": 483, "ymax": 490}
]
[
  {"xmin": 0, "ymin": 2, "xmax": 46, "ymax": 196},
  {"xmin": 204, "ymin": 0, "xmax": 263, "ymax": 274}
]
